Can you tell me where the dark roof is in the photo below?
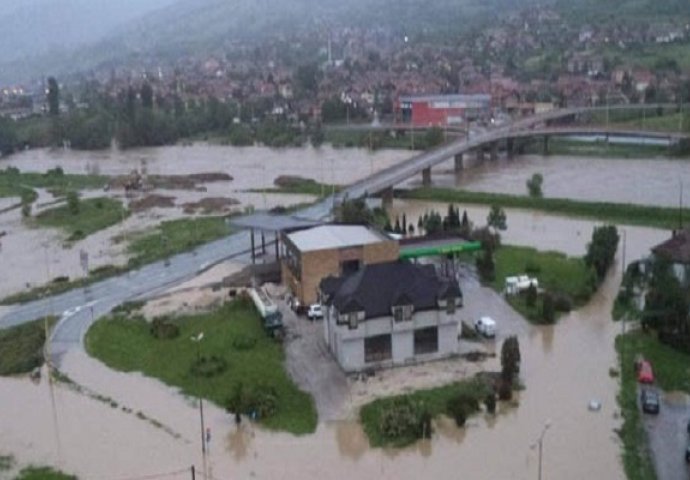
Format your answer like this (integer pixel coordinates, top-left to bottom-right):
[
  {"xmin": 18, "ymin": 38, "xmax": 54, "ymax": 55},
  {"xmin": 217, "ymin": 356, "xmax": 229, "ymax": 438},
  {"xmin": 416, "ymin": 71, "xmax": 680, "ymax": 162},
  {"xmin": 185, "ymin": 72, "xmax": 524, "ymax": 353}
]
[
  {"xmin": 320, "ymin": 261, "xmax": 462, "ymax": 319},
  {"xmin": 230, "ymin": 213, "xmax": 321, "ymax": 232},
  {"xmin": 652, "ymin": 229, "xmax": 690, "ymax": 264}
]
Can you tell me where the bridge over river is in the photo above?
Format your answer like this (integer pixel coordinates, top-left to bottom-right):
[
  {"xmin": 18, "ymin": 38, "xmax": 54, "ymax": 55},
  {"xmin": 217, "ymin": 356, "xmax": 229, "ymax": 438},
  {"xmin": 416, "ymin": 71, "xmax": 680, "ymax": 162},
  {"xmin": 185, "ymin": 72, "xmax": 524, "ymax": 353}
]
[{"xmin": 313, "ymin": 104, "xmax": 689, "ymax": 208}]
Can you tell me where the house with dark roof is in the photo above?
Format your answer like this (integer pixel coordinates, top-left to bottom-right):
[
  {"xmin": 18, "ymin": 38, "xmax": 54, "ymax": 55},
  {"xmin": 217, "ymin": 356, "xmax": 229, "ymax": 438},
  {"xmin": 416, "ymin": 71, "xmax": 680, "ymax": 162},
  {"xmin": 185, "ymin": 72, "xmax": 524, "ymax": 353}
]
[
  {"xmin": 651, "ymin": 228, "xmax": 690, "ymax": 284},
  {"xmin": 319, "ymin": 261, "xmax": 462, "ymax": 372}
]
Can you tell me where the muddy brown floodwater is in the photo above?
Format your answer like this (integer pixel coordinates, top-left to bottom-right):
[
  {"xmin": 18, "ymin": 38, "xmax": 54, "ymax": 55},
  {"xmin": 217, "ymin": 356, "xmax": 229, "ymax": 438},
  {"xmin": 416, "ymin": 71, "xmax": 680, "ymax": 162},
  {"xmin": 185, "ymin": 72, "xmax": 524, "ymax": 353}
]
[
  {"xmin": 1, "ymin": 143, "xmax": 409, "ymax": 191},
  {"xmin": 0, "ymin": 200, "xmax": 671, "ymax": 480},
  {"xmin": 415, "ymin": 154, "xmax": 690, "ymax": 207}
]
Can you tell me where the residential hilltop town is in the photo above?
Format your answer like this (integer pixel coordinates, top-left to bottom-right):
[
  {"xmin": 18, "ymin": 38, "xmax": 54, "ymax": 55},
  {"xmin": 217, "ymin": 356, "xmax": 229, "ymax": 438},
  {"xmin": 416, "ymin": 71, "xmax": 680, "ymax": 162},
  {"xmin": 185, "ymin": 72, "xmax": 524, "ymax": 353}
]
[
  {"xmin": 2, "ymin": 5, "xmax": 690, "ymax": 124},
  {"xmin": 2, "ymin": 1, "xmax": 690, "ymax": 480}
]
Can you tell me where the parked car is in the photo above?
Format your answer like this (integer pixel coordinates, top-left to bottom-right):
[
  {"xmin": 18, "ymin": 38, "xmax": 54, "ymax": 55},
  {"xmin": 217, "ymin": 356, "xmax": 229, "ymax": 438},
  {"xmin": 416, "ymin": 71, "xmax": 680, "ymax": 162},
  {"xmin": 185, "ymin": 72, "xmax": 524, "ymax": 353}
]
[
  {"xmin": 474, "ymin": 316, "xmax": 496, "ymax": 338},
  {"xmin": 307, "ymin": 304, "xmax": 323, "ymax": 321},
  {"xmin": 640, "ymin": 389, "xmax": 660, "ymax": 414},
  {"xmin": 637, "ymin": 360, "xmax": 655, "ymax": 384}
]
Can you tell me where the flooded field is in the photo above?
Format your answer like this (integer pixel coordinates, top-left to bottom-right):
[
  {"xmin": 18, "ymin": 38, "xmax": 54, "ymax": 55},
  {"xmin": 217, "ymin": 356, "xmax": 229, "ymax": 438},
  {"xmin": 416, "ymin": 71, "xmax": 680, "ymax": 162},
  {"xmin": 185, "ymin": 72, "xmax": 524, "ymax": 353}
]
[
  {"xmin": 0, "ymin": 144, "xmax": 680, "ymax": 479},
  {"xmin": 0, "ymin": 144, "xmax": 409, "ymax": 297},
  {"xmin": 2, "ymin": 143, "xmax": 409, "ymax": 191},
  {"xmin": 423, "ymin": 153, "xmax": 690, "ymax": 208},
  {"xmin": 0, "ymin": 206, "xmax": 670, "ymax": 480}
]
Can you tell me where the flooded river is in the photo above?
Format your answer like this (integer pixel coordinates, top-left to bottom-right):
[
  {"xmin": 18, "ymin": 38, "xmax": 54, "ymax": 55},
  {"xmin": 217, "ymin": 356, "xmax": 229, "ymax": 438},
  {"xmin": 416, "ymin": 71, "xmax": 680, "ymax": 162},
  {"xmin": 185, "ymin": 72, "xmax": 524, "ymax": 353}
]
[
  {"xmin": 2, "ymin": 143, "xmax": 409, "ymax": 191},
  {"xmin": 0, "ymin": 204, "xmax": 670, "ymax": 480},
  {"xmin": 0, "ymin": 145, "xmax": 679, "ymax": 479},
  {"xmin": 423, "ymin": 153, "xmax": 690, "ymax": 208}
]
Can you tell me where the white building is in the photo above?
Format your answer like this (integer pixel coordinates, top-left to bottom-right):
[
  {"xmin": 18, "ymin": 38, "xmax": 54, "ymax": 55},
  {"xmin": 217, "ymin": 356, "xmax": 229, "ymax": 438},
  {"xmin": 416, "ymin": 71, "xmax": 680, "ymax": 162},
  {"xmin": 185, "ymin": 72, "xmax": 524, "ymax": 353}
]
[{"xmin": 319, "ymin": 262, "xmax": 462, "ymax": 372}]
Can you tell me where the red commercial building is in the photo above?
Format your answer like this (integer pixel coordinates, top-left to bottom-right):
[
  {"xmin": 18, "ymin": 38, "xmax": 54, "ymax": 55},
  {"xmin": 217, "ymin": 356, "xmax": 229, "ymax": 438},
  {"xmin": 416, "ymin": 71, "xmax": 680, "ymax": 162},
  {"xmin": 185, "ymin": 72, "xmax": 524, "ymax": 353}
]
[{"xmin": 395, "ymin": 93, "xmax": 492, "ymax": 127}]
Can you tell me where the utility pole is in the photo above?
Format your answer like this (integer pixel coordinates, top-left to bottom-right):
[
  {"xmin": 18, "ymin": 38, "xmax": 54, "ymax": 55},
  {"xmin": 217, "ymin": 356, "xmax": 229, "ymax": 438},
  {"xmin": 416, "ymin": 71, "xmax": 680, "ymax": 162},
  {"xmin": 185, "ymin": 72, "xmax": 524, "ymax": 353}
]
[
  {"xmin": 531, "ymin": 421, "xmax": 551, "ymax": 480},
  {"xmin": 621, "ymin": 229, "xmax": 627, "ymax": 335}
]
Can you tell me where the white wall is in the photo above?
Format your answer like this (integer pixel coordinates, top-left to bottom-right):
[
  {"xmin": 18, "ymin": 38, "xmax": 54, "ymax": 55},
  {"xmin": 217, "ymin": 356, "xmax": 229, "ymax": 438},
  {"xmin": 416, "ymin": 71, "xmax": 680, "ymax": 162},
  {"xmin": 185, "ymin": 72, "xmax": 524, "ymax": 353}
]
[{"xmin": 324, "ymin": 307, "xmax": 460, "ymax": 372}]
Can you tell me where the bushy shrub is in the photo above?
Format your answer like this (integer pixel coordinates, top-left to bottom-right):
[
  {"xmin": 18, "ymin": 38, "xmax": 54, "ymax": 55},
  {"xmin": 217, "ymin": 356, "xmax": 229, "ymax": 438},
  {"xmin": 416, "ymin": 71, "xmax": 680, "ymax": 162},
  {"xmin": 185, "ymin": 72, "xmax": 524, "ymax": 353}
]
[
  {"xmin": 378, "ymin": 398, "xmax": 431, "ymax": 441},
  {"xmin": 553, "ymin": 293, "xmax": 573, "ymax": 312},
  {"xmin": 52, "ymin": 276, "xmax": 70, "ymax": 284},
  {"xmin": 189, "ymin": 355, "xmax": 227, "ymax": 378},
  {"xmin": 446, "ymin": 393, "xmax": 479, "ymax": 427},
  {"xmin": 150, "ymin": 317, "xmax": 180, "ymax": 339},
  {"xmin": 232, "ymin": 334, "xmax": 257, "ymax": 351},
  {"xmin": 485, "ymin": 393, "xmax": 497, "ymax": 414},
  {"xmin": 246, "ymin": 385, "xmax": 278, "ymax": 419},
  {"xmin": 497, "ymin": 379, "xmax": 513, "ymax": 400},
  {"xmin": 524, "ymin": 283, "xmax": 537, "ymax": 307},
  {"xmin": 524, "ymin": 260, "xmax": 541, "ymax": 274},
  {"xmin": 541, "ymin": 292, "xmax": 556, "ymax": 324}
]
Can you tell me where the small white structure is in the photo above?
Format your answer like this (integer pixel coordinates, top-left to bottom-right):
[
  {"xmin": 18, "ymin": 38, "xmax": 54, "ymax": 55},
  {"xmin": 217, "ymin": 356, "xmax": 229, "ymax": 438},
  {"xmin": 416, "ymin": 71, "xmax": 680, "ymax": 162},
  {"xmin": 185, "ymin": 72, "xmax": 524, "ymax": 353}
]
[{"xmin": 505, "ymin": 274, "xmax": 539, "ymax": 295}]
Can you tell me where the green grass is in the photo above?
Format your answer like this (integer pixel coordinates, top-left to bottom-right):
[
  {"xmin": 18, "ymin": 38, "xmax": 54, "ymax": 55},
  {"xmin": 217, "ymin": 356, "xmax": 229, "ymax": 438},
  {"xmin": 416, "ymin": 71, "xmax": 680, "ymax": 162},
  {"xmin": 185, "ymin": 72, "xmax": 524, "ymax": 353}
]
[
  {"xmin": 399, "ymin": 188, "xmax": 690, "ymax": 230},
  {"xmin": 523, "ymin": 138, "xmax": 673, "ymax": 158},
  {"xmin": 359, "ymin": 377, "xmax": 490, "ymax": 447},
  {"xmin": 616, "ymin": 333, "xmax": 661, "ymax": 480},
  {"xmin": 323, "ymin": 128, "xmax": 440, "ymax": 150},
  {"xmin": 0, "ymin": 317, "xmax": 57, "ymax": 376},
  {"xmin": 254, "ymin": 178, "xmax": 340, "ymax": 196},
  {"xmin": 492, "ymin": 245, "xmax": 594, "ymax": 323},
  {"xmin": 33, "ymin": 197, "xmax": 127, "ymax": 241},
  {"xmin": 614, "ymin": 112, "xmax": 687, "ymax": 133},
  {"xmin": 14, "ymin": 467, "xmax": 76, "ymax": 480},
  {"xmin": 0, "ymin": 168, "xmax": 107, "ymax": 201},
  {"xmin": 126, "ymin": 216, "xmax": 231, "ymax": 267},
  {"xmin": 85, "ymin": 299, "xmax": 317, "ymax": 434}
]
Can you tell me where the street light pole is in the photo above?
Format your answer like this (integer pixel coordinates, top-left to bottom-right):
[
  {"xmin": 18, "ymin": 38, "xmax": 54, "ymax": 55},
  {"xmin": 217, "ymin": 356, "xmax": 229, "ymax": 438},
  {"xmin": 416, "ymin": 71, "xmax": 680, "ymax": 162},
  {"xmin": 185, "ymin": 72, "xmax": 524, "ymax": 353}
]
[
  {"xmin": 191, "ymin": 333, "xmax": 206, "ymax": 455},
  {"xmin": 532, "ymin": 421, "xmax": 551, "ymax": 480}
]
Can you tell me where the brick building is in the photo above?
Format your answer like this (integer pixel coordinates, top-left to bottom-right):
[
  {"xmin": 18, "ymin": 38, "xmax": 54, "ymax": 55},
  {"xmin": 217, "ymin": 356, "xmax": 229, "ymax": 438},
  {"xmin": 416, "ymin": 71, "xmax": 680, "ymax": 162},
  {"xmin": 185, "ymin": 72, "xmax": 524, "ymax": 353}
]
[
  {"xmin": 395, "ymin": 93, "xmax": 492, "ymax": 127},
  {"xmin": 281, "ymin": 225, "xmax": 399, "ymax": 306}
]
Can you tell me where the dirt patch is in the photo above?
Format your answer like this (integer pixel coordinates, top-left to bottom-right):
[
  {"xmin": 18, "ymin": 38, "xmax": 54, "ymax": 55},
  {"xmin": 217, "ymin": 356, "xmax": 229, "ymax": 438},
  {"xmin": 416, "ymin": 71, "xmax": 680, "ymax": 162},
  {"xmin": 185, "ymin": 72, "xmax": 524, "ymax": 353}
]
[
  {"xmin": 129, "ymin": 194, "xmax": 176, "ymax": 212},
  {"xmin": 182, "ymin": 197, "xmax": 240, "ymax": 214},
  {"xmin": 109, "ymin": 172, "xmax": 233, "ymax": 191}
]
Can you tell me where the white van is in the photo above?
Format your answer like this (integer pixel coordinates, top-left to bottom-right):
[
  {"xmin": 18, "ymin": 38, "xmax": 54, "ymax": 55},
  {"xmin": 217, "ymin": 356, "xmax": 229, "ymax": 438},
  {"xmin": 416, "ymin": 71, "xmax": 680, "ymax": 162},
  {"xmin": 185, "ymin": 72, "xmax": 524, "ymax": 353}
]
[{"xmin": 474, "ymin": 316, "xmax": 497, "ymax": 338}]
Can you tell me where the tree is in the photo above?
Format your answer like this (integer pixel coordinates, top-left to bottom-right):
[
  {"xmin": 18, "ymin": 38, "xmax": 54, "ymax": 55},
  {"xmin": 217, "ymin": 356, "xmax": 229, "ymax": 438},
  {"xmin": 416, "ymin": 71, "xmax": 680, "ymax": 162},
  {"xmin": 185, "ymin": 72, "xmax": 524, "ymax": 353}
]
[
  {"xmin": 424, "ymin": 127, "xmax": 444, "ymax": 148},
  {"xmin": 501, "ymin": 336, "xmax": 521, "ymax": 379},
  {"xmin": 140, "ymin": 83, "xmax": 154, "ymax": 109},
  {"xmin": 541, "ymin": 292, "xmax": 556, "ymax": 324},
  {"xmin": 295, "ymin": 63, "xmax": 320, "ymax": 94},
  {"xmin": 525, "ymin": 283, "xmax": 537, "ymax": 307},
  {"xmin": 67, "ymin": 191, "xmax": 80, "ymax": 215},
  {"xmin": 487, "ymin": 205, "xmax": 507, "ymax": 231},
  {"xmin": 585, "ymin": 225, "xmax": 619, "ymax": 280},
  {"xmin": 526, "ymin": 173, "xmax": 544, "ymax": 198},
  {"xmin": 47, "ymin": 77, "xmax": 60, "ymax": 116}
]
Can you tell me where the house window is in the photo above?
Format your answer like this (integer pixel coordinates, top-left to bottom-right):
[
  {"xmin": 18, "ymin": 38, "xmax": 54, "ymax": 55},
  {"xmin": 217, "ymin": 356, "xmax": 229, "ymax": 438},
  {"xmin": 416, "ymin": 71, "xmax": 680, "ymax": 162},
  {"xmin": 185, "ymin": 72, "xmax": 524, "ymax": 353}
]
[
  {"xmin": 365, "ymin": 334, "xmax": 392, "ymax": 363},
  {"xmin": 393, "ymin": 305, "xmax": 413, "ymax": 322},
  {"xmin": 446, "ymin": 297, "xmax": 456, "ymax": 314},
  {"xmin": 414, "ymin": 327, "xmax": 438, "ymax": 355},
  {"xmin": 348, "ymin": 313, "xmax": 359, "ymax": 330}
]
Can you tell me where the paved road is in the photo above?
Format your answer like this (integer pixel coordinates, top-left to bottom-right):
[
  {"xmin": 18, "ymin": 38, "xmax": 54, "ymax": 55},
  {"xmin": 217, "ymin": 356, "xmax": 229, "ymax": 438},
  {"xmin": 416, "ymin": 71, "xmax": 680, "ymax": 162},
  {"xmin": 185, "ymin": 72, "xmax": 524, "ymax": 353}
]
[{"xmin": 641, "ymin": 387, "xmax": 690, "ymax": 480}]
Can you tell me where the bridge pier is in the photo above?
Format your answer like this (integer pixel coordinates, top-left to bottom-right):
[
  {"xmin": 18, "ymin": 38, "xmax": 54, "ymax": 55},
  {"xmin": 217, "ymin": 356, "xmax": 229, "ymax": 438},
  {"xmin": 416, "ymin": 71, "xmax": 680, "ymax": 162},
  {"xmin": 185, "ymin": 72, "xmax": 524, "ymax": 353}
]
[
  {"xmin": 490, "ymin": 142, "xmax": 498, "ymax": 161},
  {"xmin": 542, "ymin": 135, "xmax": 549, "ymax": 155},
  {"xmin": 422, "ymin": 167, "xmax": 432, "ymax": 187},
  {"xmin": 477, "ymin": 148, "xmax": 485, "ymax": 162},
  {"xmin": 381, "ymin": 187, "xmax": 394, "ymax": 209},
  {"xmin": 506, "ymin": 138, "xmax": 514, "ymax": 159},
  {"xmin": 454, "ymin": 153, "xmax": 464, "ymax": 173}
]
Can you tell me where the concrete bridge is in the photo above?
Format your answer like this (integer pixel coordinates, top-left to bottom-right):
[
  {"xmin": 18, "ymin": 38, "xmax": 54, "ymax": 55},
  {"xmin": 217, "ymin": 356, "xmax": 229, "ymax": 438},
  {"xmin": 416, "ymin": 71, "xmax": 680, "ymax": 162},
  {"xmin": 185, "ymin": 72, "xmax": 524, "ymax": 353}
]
[{"xmin": 324, "ymin": 104, "xmax": 688, "ymax": 206}]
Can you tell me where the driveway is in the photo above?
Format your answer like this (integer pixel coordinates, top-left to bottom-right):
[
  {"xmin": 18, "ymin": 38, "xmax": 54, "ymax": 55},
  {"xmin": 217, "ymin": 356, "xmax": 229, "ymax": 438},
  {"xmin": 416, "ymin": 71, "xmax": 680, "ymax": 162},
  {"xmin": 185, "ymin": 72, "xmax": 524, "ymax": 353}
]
[
  {"xmin": 277, "ymin": 296, "xmax": 349, "ymax": 421},
  {"xmin": 641, "ymin": 388, "xmax": 690, "ymax": 480}
]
